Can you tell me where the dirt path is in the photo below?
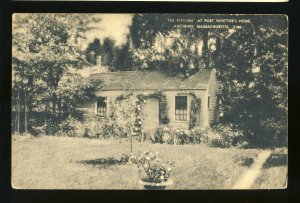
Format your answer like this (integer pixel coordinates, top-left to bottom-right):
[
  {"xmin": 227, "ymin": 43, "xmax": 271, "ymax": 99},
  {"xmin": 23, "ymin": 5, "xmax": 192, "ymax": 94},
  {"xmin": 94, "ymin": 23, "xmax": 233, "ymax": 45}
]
[{"xmin": 232, "ymin": 150, "xmax": 272, "ymax": 189}]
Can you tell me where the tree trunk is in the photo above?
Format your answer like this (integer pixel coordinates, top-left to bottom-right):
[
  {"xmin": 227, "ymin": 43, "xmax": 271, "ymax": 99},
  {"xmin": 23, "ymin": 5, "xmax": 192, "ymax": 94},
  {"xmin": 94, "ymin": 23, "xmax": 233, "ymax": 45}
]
[
  {"xmin": 52, "ymin": 93, "xmax": 57, "ymax": 115},
  {"xmin": 58, "ymin": 98, "xmax": 62, "ymax": 123},
  {"xmin": 130, "ymin": 128, "xmax": 133, "ymax": 154},
  {"xmin": 27, "ymin": 75, "xmax": 34, "ymax": 131},
  {"xmin": 24, "ymin": 89, "xmax": 28, "ymax": 133}
]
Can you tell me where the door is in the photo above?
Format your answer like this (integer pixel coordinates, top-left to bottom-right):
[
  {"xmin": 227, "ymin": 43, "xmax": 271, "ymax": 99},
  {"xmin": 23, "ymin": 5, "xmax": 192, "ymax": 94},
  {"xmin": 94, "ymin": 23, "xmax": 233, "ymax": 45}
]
[{"xmin": 142, "ymin": 98, "xmax": 159, "ymax": 133}]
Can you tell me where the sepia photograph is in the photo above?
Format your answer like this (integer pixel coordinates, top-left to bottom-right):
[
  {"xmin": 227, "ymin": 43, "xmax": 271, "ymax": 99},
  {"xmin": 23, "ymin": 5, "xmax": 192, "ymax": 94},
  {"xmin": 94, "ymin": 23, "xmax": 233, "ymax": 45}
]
[{"xmin": 11, "ymin": 13, "xmax": 288, "ymax": 190}]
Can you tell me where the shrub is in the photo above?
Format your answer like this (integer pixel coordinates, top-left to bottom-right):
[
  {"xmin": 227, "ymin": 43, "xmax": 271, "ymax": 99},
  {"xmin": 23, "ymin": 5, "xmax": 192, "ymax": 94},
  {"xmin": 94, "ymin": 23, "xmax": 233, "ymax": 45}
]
[
  {"xmin": 150, "ymin": 123, "xmax": 248, "ymax": 148},
  {"xmin": 152, "ymin": 127, "xmax": 164, "ymax": 143},
  {"xmin": 210, "ymin": 123, "xmax": 247, "ymax": 148},
  {"xmin": 152, "ymin": 126, "xmax": 215, "ymax": 145},
  {"xmin": 31, "ymin": 125, "xmax": 46, "ymax": 136},
  {"xmin": 189, "ymin": 128, "xmax": 210, "ymax": 144},
  {"xmin": 151, "ymin": 127, "xmax": 175, "ymax": 144},
  {"xmin": 82, "ymin": 119, "xmax": 103, "ymax": 138},
  {"xmin": 260, "ymin": 118, "xmax": 287, "ymax": 147},
  {"xmin": 58, "ymin": 118, "xmax": 78, "ymax": 137},
  {"xmin": 58, "ymin": 117, "xmax": 111, "ymax": 138},
  {"xmin": 174, "ymin": 128, "xmax": 191, "ymax": 144},
  {"xmin": 120, "ymin": 153, "xmax": 131, "ymax": 164},
  {"xmin": 132, "ymin": 151, "xmax": 172, "ymax": 183}
]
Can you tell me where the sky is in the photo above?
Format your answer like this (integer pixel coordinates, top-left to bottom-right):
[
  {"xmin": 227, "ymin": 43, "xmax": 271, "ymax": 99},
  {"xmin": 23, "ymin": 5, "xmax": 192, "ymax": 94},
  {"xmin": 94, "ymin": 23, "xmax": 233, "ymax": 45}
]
[{"xmin": 82, "ymin": 14, "xmax": 133, "ymax": 49}]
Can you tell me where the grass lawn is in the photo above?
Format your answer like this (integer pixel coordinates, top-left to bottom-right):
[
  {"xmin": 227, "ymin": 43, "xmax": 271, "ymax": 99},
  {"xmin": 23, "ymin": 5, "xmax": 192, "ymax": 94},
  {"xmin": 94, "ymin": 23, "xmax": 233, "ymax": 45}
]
[
  {"xmin": 252, "ymin": 148, "xmax": 287, "ymax": 189},
  {"xmin": 12, "ymin": 135, "xmax": 277, "ymax": 189}
]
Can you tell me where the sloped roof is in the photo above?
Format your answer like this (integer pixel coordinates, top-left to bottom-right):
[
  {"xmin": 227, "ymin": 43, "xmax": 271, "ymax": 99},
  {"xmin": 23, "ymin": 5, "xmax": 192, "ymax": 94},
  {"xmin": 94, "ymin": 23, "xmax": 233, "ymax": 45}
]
[{"xmin": 89, "ymin": 69, "xmax": 214, "ymax": 91}]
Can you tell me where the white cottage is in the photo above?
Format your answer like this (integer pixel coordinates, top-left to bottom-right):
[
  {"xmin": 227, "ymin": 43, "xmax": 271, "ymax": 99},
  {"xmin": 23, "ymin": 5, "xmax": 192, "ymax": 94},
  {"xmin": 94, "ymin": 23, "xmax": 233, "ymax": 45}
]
[{"xmin": 84, "ymin": 68, "xmax": 220, "ymax": 132}]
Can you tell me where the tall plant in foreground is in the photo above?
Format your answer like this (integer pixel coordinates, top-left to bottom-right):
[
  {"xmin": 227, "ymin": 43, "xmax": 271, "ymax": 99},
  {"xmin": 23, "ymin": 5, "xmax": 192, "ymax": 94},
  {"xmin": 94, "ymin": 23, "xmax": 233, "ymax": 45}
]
[{"xmin": 109, "ymin": 95, "xmax": 137, "ymax": 153}]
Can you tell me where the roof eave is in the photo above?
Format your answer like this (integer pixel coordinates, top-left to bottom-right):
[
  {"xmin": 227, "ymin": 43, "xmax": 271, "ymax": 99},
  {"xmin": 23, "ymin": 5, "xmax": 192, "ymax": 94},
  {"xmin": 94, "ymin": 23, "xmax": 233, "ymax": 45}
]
[{"xmin": 99, "ymin": 87, "xmax": 208, "ymax": 91}]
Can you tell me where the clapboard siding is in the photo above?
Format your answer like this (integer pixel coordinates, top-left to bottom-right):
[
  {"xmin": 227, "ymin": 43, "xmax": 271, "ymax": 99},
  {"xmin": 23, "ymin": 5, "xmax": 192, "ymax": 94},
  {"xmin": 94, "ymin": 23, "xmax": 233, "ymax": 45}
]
[
  {"xmin": 81, "ymin": 68, "xmax": 220, "ymax": 130},
  {"xmin": 207, "ymin": 69, "xmax": 219, "ymax": 125},
  {"xmin": 197, "ymin": 91, "xmax": 206, "ymax": 128},
  {"xmin": 96, "ymin": 90, "xmax": 157, "ymax": 116},
  {"xmin": 82, "ymin": 89, "xmax": 208, "ymax": 130}
]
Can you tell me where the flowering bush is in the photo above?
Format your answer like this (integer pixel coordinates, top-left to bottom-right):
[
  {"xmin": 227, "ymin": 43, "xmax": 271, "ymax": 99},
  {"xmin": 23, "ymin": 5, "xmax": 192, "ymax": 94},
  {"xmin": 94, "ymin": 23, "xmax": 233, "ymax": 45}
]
[
  {"xmin": 58, "ymin": 118, "xmax": 84, "ymax": 137},
  {"xmin": 210, "ymin": 123, "xmax": 247, "ymax": 148},
  {"xmin": 152, "ymin": 126, "xmax": 213, "ymax": 145},
  {"xmin": 152, "ymin": 127, "xmax": 173, "ymax": 144},
  {"xmin": 120, "ymin": 153, "xmax": 131, "ymax": 164},
  {"xmin": 151, "ymin": 124, "xmax": 247, "ymax": 148},
  {"xmin": 131, "ymin": 151, "xmax": 172, "ymax": 183}
]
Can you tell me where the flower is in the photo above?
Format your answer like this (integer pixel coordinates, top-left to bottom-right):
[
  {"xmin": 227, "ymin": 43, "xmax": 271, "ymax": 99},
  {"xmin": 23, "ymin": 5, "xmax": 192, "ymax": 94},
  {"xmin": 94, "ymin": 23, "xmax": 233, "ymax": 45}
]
[{"xmin": 133, "ymin": 151, "xmax": 172, "ymax": 183}]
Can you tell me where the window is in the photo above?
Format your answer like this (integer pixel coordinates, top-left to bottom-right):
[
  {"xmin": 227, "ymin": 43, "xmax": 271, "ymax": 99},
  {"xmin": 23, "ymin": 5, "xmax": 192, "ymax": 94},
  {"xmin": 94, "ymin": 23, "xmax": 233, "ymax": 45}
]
[
  {"xmin": 96, "ymin": 97, "xmax": 107, "ymax": 117},
  {"xmin": 175, "ymin": 96, "xmax": 187, "ymax": 121},
  {"xmin": 208, "ymin": 96, "xmax": 211, "ymax": 109}
]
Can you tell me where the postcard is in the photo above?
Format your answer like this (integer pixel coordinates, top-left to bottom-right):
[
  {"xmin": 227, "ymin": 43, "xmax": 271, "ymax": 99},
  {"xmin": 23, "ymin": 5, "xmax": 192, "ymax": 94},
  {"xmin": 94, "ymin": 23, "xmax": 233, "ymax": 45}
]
[{"xmin": 12, "ymin": 13, "xmax": 287, "ymax": 190}]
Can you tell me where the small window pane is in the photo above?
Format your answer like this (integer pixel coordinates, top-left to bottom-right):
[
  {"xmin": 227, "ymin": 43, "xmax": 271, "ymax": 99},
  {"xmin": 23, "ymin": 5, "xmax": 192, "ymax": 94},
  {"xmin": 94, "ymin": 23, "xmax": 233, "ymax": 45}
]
[
  {"xmin": 97, "ymin": 97, "xmax": 107, "ymax": 117},
  {"xmin": 175, "ymin": 96, "xmax": 187, "ymax": 121}
]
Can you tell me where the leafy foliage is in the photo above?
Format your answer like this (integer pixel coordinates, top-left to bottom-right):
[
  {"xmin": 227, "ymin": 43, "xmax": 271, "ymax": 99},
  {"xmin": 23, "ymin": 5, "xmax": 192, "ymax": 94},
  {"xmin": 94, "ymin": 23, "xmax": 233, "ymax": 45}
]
[
  {"xmin": 131, "ymin": 151, "xmax": 172, "ymax": 183},
  {"xmin": 108, "ymin": 95, "xmax": 137, "ymax": 138},
  {"xmin": 12, "ymin": 14, "xmax": 102, "ymax": 134},
  {"xmin": 151, "ymin": 124, "xmax": 248, "ymax": 148},
  {"xmin": 113, "ymin": 37, "xmax": 134, "ymax": 71},
  {"xmin": 84, "ymin": 36, "xmax": 134, "ymax": 71},
  {"xmin": 216, "ymin": 16, "xmax": 288, "ymax": 147},
  {"xmin": 187, "ymin": 94, "xmax": 201, "ymax": 129},
  {"xmin": 131, "ymin": 14, "xmax": 287, "ymax": 147}
]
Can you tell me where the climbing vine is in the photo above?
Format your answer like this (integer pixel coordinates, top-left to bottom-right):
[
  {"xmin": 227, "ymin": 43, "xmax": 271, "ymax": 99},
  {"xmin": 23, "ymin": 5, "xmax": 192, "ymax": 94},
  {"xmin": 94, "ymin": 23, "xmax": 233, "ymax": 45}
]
[
  {"xmin": 189, "ymin": 97, "xmax": 201, "ymax": 129},
  {"xmin": 177, "ymin": 92, "xmax": 201, "ymax": 129},
  {"xmin": 115, "ymin": 91, "xmax": 169, "ymax": 141},
  {"xmin": 136, "ymin": 91, "xmax": 169, "ymax": 125}
]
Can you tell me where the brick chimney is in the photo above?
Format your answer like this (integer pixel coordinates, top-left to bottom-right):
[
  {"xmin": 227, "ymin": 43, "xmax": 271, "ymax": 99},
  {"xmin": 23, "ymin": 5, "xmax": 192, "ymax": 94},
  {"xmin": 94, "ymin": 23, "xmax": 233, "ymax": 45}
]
[{"xmin": 96, "ymin": 55, "xmax": 102, "ymax": 68}]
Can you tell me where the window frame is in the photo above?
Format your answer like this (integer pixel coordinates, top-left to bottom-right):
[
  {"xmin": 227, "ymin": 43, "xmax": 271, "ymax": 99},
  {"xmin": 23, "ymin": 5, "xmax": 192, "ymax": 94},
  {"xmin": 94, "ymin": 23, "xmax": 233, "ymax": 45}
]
[
  {"xmin": 96, "ymin": 96, "xmax": 107, "ymax": 117},
  {"xmin": 175, "ymin": 95, "xmax": 188, "ymax": 121}
]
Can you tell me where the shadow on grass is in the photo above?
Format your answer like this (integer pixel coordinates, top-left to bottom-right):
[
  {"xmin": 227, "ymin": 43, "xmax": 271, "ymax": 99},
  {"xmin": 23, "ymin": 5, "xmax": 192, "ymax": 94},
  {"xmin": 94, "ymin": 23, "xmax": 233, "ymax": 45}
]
[
  {"xmin": 234, "ymin": 156, "xmax": 254, "ymax": 167},
  {"xmin": 77, "ymin": 157, "xmax": 121, "ymax": 169},
  {"xmin": 263, "ymin": 153, "xmax": 287, "ymax": 169}
]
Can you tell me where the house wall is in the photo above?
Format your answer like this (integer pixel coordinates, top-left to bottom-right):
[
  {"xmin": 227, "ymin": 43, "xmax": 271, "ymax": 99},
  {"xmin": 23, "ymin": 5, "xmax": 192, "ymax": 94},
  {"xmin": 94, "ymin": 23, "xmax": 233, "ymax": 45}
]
[
  {"xmin": 163, "ymin": 90, "xmax": 207, "ymax": 129},
  {"xmin": 207, "ymin": 69, "xmax": 219, "ymax": 125},
  {"xmin": 87, "ymin": 89, "xmax": 208, "ymax": 130}
]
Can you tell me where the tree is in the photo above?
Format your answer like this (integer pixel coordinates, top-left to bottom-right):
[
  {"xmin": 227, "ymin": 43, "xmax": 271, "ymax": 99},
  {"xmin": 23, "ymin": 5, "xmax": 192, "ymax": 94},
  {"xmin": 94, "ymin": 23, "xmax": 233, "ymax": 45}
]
[
  {"xmin": 216, "ymin": 15, "xmax": 288, "ymax": 146},
  {"xmin": 130, "ymin": 14, "xmax": 221, "ymax": 75},
  {"xmin": 130, "ymin": 14, "xmax": 287, "ymax": 147},
  {"xmin": 113, "ymin": 37, "xmax": 134, "ymax": 71},
  {"xmin": 84, "ymin": 37, "xmax": 119, "ymax": 71},
  {"xmin": 85, "ymin": 38, "xmax": 101, "ymax": 65},
  {"xmin": 109, "ymin": 95, "xmax": 137, "ymax": 153},
  {"xmin": 101, "ymin": 38, "xmax": 117, "ymax": 69},
  {"xmin": 12, "ymin": 13, "xmax": 101, "ymax": 134}
]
